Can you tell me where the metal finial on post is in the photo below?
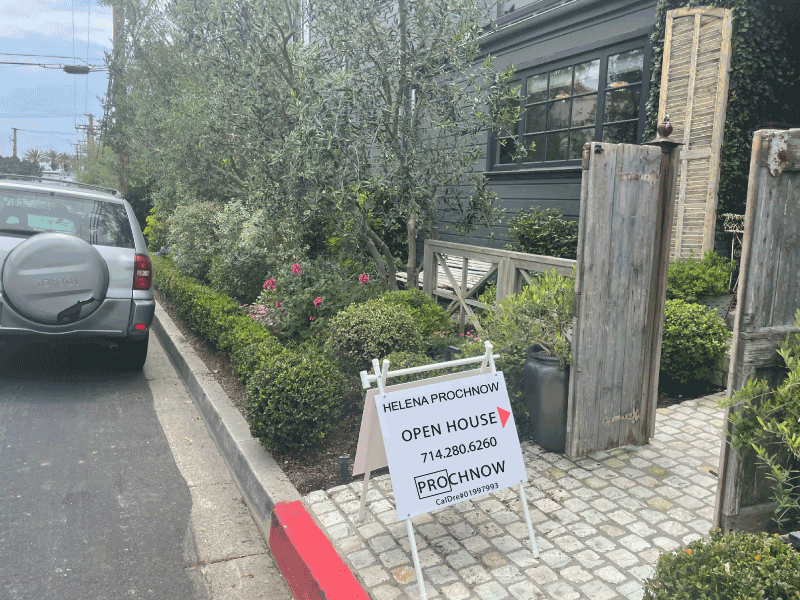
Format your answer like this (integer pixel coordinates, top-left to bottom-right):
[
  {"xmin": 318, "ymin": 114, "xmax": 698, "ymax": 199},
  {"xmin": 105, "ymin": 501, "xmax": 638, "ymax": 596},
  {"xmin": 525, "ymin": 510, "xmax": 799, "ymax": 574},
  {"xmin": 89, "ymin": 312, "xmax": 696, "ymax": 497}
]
[{"xmin": 645, "ymin": 115, "xmax": 680, "ymax": 149}]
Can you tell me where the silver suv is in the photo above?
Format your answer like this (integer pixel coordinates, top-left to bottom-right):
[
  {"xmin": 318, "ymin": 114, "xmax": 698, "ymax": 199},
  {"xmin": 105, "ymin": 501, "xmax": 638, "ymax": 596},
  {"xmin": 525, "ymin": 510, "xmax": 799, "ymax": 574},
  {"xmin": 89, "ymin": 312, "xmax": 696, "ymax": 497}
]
[{"xmin": 0, "ymin": 175, "xmax": 154, "ymax": 370}]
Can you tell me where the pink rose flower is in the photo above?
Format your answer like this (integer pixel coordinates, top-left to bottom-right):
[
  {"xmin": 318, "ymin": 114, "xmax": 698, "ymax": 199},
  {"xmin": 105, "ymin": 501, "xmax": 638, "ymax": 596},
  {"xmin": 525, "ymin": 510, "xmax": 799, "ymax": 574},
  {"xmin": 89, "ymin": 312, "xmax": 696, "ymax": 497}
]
[
  {"xmin": 263, "ymin": 278, "xmax": 276, "ymax": 291},
  {"xmin": 309, "ymin": 316, "xmax": 315, "ymax": 321},
  {"xmin": 313, "ymin": 296, "xmax": 323, "ymax": 308},
  {"xmin": 291, "ymin": 263, "xmax": 302, "ymax": 275},
  {"xmin": 358, "ymin": 273, "xmax": 370, "ymax": 284}
]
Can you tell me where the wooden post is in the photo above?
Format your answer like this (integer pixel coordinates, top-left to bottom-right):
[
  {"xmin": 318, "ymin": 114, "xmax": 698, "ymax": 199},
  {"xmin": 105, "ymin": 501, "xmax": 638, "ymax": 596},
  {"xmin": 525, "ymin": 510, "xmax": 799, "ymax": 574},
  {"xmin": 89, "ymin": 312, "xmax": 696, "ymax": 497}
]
[
  {"xmin": 566, "ymin": 120, "xmax": 680, "ymax": 457},
  {"xmin": 422, "ymin": 239, "xmax": 435, "ymax": 297}
]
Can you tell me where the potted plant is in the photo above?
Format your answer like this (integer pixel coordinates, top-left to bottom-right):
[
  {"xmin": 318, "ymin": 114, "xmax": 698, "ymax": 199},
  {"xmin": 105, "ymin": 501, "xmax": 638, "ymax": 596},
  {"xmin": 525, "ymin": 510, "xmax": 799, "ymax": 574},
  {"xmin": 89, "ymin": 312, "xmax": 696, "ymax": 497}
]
[{"xmin": 474, "ymin": 268, "xmax": 574, "ymax": 452}]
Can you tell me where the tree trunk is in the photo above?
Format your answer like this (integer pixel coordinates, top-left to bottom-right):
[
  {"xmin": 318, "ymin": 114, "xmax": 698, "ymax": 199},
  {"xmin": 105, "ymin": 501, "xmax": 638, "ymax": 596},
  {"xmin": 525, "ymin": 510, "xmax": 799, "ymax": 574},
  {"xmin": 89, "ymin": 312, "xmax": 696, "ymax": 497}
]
[
  {"xmin": 365, "ymin": 237, "xmax": 388, "ymax": 287},
  {"xmin": 367, "ymin": 228, "xmax": 398, "ymax": 291},
  {"xmin": 406, "ymin": 213, "xmax": 419, "ymax": 289}
]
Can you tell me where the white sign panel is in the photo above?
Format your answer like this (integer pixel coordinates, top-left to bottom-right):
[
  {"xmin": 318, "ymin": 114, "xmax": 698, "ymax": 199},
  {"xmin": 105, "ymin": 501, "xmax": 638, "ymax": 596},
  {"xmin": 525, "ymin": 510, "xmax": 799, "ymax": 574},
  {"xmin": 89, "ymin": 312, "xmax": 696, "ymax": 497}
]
[{"xmin": 376, "ymin": 371, "xmax": 527, "ymax": 519}]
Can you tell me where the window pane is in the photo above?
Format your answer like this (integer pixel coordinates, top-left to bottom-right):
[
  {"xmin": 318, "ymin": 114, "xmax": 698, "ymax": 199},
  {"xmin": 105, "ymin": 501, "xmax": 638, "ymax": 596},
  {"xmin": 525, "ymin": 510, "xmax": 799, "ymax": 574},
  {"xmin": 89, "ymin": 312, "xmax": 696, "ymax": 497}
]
[
  {"xmin": 525, "ymin": 104, "xmax": 546, "ymax": 133},
  {"xmin": 569, "ymin": 128, "xmax": 593, "ymax": 159},
  {"xmin": 497, "ymin": 92, "xmax": 520, "ymax": 137},
  {"xmin": 497, "ymin": 137, "xmax": 517, "ymax": 164},
  {"xmin": 549, "ymin": 67, "xmax": 572, "ymax": 99},
  {"xmin": 527, "ymin": 73, "xmax": 548, "ymax": 104},
  {"xmin": 546, "ymin": 130, "xmax": 569, "ymax": 161},
  {"xmin": 605, "ymin": 86, "xmax": 641, "ymax": 123},
  {"xmin": 573, "ymin": 60, "xmax": 600, "ymax": 94},
  {"xmin": 607, "ymin": 49, "xmax": 644, "ymax": 86},
  {"xmin": 571, "ymin": 94, "xmax": 597, "ymax": 127},
  {"xmin": 603, "ymin": 121, "xmax": 638, "ymax": 144},
  {"xmin": 522, "ymin": 133, "xmax": 545, "ymax": 162},
  {"xmin": 547, "ymin": 99, "xmax": 570, "ymax": 130}
]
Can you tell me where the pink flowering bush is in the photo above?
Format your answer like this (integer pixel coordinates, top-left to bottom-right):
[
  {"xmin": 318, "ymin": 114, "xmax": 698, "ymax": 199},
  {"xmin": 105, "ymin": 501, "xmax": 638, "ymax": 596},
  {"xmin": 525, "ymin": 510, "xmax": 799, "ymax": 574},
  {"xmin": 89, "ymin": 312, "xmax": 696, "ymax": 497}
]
[{"xmin": 245, "ymin": 259, "xmax": 381, "ymax": 341}]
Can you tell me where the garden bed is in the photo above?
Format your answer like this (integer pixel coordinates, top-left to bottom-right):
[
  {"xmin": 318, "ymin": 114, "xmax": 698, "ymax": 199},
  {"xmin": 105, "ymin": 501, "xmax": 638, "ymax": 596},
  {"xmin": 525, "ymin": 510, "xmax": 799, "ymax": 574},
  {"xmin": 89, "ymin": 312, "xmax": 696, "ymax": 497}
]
[{"xmin": 154, "ymin": 287, "xmax": 719, "ymax": 494}]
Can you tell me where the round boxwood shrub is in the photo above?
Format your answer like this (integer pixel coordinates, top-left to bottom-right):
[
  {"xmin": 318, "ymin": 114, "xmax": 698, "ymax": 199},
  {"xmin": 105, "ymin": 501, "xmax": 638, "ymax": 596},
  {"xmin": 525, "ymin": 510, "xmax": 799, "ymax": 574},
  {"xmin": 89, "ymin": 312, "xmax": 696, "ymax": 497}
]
[
  {"xmin": 666, "ymin": 251, "xmax": 736, "ymax": 304},
  {"xmin": 660, "ymin": 299, "xmax": 730, "ymax": 387},
  {"xmin": 643, "ymin": 530, "xmax": 800, "ymax": 600},
  {"xmin": 379, "ymin": 289, "xmax": 454, "ymax": 338},
  {"xmin": 245, "ymin": 349, "xmax": 344, "ymax": 453},
  {"xmin": 324, "ymin": 299, "xmax": 425, "ymax": 373}
]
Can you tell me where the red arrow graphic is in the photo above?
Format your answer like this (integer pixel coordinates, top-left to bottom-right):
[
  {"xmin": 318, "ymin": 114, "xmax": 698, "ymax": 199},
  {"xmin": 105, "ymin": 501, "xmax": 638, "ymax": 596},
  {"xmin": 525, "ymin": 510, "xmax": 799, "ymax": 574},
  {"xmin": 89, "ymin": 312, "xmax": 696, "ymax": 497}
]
[{"xmin": 497, "ymin": 407, "xmax": 510, "ymax": 428}]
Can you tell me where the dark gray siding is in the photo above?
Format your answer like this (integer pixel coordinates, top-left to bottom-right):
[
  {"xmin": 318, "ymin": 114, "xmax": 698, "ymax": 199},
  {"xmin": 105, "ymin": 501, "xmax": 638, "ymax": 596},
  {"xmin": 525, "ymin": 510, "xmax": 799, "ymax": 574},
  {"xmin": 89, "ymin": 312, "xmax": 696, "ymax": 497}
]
[{"xmin": 435, "ymin": 0, "xmax": 658, "ymax": 250}]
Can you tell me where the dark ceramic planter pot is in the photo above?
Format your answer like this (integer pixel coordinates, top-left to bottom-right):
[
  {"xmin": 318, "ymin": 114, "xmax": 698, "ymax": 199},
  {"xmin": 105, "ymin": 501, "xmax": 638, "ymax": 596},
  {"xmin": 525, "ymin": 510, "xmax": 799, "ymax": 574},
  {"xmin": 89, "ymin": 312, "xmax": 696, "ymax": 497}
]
[{"xmin": 523, "ymin": 345, "xmax": 569, "ymax": 454}]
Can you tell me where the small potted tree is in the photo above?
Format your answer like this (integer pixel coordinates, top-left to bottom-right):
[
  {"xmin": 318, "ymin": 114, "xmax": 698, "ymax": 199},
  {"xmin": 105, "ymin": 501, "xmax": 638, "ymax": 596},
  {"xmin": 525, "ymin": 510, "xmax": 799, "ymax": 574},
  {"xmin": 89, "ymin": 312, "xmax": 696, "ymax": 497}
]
[{"xmin": 475, "ymin": 269, "xmax": 574, "ymax": 451}]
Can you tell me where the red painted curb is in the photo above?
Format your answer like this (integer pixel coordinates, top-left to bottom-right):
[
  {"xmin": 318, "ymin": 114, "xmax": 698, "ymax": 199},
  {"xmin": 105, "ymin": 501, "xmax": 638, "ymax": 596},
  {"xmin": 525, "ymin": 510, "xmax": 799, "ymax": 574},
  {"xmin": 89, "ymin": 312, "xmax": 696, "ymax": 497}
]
[{"xmin": 269, "ymin": 500, "xmax": 370, "ymax": 600}]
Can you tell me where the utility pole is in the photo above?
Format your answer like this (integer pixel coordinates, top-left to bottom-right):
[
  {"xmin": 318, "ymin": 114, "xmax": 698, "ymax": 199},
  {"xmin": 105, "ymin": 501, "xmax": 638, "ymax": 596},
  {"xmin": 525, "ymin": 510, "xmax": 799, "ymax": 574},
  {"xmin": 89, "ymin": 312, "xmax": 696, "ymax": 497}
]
[
  {"xmin": 11, "ymin": 127, "xmax": 18, "ymax": 158},
  {"xmin": 75, "ymin": 114, "xmax": 95, "ymax": 147}
]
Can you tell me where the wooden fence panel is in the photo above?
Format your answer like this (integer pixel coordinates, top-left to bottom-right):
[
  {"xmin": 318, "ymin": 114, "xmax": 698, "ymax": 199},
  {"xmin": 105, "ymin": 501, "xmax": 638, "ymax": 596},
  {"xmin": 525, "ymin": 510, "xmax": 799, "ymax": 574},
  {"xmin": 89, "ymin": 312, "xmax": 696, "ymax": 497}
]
[
  {"xmin": 714, "ymin": 129, "xmax": 800, "ymax": 532},
  {"xmin": 567, "ymin": 140, "xmax": 679, "ymax": 457},
  {"xmin": 419, "ymin": 240, "xmax": 576, "ymax": 333}
]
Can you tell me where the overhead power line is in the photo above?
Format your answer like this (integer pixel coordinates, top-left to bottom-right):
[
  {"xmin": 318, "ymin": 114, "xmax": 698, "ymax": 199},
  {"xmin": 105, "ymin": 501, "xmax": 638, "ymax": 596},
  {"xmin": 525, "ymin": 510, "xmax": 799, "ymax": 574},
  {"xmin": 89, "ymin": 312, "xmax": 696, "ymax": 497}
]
[{"xmin": 0, "ymin": 53, "xmax": 104, "ymax": 64}]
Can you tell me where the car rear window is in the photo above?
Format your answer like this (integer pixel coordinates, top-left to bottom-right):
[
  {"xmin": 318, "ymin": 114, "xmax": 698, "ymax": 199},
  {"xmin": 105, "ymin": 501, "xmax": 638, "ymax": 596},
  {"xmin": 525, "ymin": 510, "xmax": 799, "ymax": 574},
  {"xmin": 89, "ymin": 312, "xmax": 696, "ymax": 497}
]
[{"xmin": 0, "ymin": 190, "xmax": 134, "ymax": 249}]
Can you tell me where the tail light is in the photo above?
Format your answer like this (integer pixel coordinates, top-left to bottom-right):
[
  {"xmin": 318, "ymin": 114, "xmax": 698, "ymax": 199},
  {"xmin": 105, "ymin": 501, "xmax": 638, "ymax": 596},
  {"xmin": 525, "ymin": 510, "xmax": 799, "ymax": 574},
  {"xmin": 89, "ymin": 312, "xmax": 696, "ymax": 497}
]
[{"xmin": 133, "ymin": 253, "xmax": 152, "ymax": 290}]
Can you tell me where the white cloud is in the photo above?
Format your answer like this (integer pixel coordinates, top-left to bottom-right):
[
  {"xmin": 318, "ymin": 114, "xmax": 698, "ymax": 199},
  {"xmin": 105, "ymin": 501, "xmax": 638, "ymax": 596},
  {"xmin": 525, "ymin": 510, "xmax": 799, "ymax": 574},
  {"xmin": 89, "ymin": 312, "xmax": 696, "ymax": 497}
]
[{"xmin": 0, "ymin": 2, "xmax": 113, "ymax": 48}]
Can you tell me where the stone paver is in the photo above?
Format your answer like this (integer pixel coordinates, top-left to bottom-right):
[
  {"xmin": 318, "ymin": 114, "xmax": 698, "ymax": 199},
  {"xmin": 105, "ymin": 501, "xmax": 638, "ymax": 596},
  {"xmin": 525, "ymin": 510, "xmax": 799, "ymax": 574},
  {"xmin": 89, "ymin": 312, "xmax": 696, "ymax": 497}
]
[{"xmin": 305, "ymin": 394, "xmax": 725, "ymax": 600}]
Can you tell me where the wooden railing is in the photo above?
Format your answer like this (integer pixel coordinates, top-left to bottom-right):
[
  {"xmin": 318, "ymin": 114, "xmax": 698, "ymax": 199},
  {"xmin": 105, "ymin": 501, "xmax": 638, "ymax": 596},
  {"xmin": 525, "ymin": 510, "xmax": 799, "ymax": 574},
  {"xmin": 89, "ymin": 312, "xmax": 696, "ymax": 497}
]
[{"xmin": 417, "ymin": 240, "xmax": 576, "ymax": 332}]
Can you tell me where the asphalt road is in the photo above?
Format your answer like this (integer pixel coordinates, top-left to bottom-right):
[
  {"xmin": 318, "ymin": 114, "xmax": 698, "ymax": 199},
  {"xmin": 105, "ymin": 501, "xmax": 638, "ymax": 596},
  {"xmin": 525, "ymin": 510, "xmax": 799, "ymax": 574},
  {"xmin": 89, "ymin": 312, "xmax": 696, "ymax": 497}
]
[{"xmin": 0, "ymin": 336, "xmax": 290, "ymax": 600}]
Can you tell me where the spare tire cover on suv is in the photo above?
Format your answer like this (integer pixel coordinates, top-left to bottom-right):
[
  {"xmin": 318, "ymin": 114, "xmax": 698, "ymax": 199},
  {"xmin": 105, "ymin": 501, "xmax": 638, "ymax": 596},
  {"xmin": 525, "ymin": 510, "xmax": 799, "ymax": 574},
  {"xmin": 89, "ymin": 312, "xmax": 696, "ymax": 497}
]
[{"xmin": 2, "ymin": 232, "xmax": 110, "ymax": 325}]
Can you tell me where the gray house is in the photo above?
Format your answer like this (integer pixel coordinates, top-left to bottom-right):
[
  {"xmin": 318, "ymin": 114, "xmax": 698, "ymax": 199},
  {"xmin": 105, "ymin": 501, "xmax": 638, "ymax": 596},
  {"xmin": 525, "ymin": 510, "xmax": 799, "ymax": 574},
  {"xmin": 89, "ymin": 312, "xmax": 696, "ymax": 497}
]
[{"xmin": 438, "ymin": 0, "xmax": 659, "ymax": 248}]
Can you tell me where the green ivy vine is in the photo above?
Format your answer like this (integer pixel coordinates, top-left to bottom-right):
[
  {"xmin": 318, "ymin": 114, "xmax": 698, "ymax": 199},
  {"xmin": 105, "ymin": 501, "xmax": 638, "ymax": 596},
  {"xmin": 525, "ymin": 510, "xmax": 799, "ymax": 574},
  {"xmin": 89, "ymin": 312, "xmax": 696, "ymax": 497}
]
[{"xmin": 645, "ymin": 0, "xmax": 800, "ymax": 216}]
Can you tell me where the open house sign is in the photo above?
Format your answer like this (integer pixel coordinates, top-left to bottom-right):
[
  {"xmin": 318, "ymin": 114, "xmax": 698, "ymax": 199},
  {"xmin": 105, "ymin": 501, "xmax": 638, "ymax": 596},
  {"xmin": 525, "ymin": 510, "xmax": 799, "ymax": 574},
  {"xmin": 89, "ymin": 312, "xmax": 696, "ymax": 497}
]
[{"xmin": 376, "ymin": 372, "xmax": 528, "ymax": 519}]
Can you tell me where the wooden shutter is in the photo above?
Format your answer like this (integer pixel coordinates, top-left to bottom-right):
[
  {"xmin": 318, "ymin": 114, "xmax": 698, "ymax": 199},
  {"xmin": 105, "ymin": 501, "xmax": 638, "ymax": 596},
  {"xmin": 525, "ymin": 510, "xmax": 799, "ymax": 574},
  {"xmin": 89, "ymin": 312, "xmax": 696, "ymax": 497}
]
[{"xmin": 658, "ymin": 7, "xmax": 733, "ymax": 259}]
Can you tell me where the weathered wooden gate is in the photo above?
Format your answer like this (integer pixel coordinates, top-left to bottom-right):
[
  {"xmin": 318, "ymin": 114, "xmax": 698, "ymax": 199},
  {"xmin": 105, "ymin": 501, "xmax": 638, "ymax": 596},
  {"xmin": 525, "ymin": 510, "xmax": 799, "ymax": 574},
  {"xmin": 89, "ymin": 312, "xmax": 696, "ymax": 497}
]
[
  {"xmin": 566, "ymin": 135, "xmax": 679, "ymax": 457},
  {"xmin": 714, "ymin": 128, "xmax": 800, "ymax": 531}
]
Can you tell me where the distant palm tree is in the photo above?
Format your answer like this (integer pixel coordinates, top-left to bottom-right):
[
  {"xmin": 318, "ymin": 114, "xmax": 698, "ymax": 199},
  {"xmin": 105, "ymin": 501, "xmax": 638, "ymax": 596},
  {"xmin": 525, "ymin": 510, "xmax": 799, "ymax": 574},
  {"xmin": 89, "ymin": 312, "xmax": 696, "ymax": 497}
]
[
  {"xmin": 58, "ymin": 152, "xmax": 73, "ymax": 172},
  {"xmin": 46, "ymin": 149, "xmax": 60, "ymax": 171},
  {"xmin": 23, "ymin": 148, "xmax": 43, "ymax": 165}
]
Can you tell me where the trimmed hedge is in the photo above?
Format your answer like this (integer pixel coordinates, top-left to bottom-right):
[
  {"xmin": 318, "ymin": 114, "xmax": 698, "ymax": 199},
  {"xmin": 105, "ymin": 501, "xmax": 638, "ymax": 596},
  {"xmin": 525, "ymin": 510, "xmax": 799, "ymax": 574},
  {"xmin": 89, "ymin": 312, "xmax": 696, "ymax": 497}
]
[{"xmin": 152, "ymin": 256, "xmax": 341, "ymax": 451}]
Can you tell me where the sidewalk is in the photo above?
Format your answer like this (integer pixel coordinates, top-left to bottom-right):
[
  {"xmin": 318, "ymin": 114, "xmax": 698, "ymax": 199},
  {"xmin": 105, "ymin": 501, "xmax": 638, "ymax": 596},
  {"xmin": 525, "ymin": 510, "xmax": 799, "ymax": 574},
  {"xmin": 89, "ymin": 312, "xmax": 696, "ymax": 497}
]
[{"xmin": 304, "ymin": 394, "xmax": 726, "ymax": 600}]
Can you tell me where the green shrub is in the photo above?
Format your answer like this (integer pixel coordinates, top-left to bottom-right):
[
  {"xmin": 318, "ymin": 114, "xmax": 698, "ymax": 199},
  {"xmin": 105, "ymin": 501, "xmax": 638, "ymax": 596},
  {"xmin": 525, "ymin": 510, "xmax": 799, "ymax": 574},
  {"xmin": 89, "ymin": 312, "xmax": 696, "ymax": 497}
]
[
  {"xmin": 324, "ymin": 299, "xmax": 425, "ymax": 373},
  {"xmin": 643, "ymin": 530, "xmax": 800, "ymax": 600},
  {"xmin": 152, "ymin": 256, "xmax": 279, "ymax": 384},
  {"xmin": 473, "ymin": 269, "xmax": 575, "ymax": 416},
  {"xmin": 143, "ymin": 206, "xmax": 168, "ymax": 253},
  {"xmin": 379, "ymin": 289, "xmax": 454, "ymax": 338},
  {"xmin": 666, "ymin": 251, "xmax": 736, "ymax": 304},
  {"xmin": 167, "ymin": 201, "xmax": 220, "ymax": 281},
  {"xmin": 209, "ymin": 246, "xmax": 273, "ymax": 304},
  {"xmin": 721, "ymin": 310, "xmax": 800, "ymax": 528},
  {"xmin": 208, "ymin": 201, "xmax": 301, "ymax": 304},
  {"xmin": 246, "ymin": 349, "xmax": 344, "ymax": 452},
  {"xmin": 660, "ymin": 299, "xmax": 730, "ymax": 387},
  {"xmin": 505, "ymin": 208, "xmax": 579, "ymax": 259}
]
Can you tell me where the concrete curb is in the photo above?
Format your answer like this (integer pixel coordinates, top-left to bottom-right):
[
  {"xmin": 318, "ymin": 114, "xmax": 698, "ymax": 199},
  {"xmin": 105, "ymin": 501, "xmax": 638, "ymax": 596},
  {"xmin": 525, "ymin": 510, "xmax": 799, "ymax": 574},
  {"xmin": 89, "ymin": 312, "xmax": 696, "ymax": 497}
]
[{"xmin": 152, "ymin": 301, "xmax": 369, "ymax": 599}]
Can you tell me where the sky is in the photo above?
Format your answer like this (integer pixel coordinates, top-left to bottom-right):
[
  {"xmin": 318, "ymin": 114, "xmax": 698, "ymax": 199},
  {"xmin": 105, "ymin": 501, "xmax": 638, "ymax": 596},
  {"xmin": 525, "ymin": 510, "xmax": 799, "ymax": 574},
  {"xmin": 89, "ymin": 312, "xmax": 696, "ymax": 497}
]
[{"xmin": 0, "ymin": 0, "xmax": 113, "ymax": 159}]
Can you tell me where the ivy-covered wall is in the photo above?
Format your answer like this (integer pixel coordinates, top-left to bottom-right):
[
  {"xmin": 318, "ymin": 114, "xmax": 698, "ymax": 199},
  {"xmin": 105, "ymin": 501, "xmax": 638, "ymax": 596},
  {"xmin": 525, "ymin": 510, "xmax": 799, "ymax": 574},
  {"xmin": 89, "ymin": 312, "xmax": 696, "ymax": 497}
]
[{"xmin": 645, "ymin": 0, "xmax": 800, "ymax": 217}]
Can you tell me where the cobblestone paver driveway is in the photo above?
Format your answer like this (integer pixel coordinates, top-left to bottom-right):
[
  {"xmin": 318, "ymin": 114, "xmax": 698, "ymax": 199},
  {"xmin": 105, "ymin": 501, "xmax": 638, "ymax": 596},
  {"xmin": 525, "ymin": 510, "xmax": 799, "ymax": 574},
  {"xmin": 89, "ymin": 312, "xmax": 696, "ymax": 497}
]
[{"xmin": 304, "ymin": 394, "xmax": 726, "ymax": 600}]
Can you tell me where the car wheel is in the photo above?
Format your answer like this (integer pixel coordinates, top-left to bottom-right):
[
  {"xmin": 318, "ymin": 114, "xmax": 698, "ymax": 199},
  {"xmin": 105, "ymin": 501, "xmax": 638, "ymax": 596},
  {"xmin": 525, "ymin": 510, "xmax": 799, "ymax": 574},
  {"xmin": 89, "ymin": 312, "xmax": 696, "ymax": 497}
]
[{"xmin": 118, "ymin": 335, "xmax": 149, "ymax": 371}]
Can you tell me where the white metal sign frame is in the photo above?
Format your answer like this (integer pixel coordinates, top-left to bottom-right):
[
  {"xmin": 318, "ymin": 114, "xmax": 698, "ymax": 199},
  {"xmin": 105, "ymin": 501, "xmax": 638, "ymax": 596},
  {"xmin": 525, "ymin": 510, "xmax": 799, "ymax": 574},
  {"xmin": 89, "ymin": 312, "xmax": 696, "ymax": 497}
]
[{"xmin": 356, "ymin": 342, "xmax": 539, "ymax": 600}]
